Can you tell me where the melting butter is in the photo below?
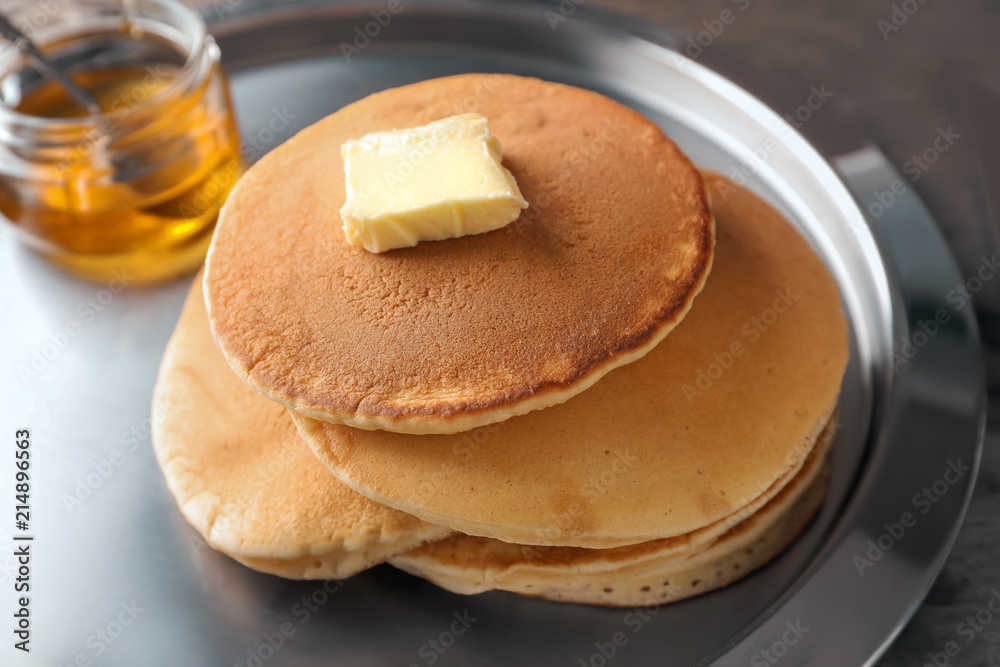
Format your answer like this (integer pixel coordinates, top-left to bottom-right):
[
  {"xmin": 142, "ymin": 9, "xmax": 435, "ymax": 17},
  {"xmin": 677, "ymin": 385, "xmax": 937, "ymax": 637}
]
[{"xmin": 340, "ymin": 113, "xmax": 528, "ymax": 252}]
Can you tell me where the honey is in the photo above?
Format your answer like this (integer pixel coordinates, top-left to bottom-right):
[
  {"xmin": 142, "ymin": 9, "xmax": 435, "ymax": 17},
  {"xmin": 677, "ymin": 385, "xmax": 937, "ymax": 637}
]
[{"xmin": 0, "ymin": 1, "xmax": 243, "ymax": 283}]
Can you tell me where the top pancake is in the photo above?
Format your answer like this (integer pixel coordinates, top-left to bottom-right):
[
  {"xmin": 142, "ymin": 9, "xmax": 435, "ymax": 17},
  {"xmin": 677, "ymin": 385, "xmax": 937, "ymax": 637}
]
[
  {"xmin": 291, "ymin": 173, "xmax": 849, "ymax": 548},
  {"xmin": 204, "ymin": 73, "xmax": 714, "ymax": 434}
]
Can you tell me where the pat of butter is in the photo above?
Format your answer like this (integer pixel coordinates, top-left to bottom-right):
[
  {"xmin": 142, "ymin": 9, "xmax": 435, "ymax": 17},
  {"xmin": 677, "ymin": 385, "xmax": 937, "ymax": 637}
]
[{"xmin": 339, "ymin": 113, "xmax": 528, "ymax": 253}]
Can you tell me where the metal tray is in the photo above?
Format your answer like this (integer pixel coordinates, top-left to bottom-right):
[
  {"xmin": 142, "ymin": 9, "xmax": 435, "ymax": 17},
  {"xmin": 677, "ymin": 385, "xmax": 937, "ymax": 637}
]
[{"xmin": 0, "ymin": 1, "xmax": 984, "ymax": 665}]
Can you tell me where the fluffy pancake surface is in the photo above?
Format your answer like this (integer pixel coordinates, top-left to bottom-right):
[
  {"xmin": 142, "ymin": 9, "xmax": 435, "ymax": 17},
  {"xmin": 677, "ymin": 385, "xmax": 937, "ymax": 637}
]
[
  {"xmin": 204, "ymin": 73, "xmax": 714, "ymax": 434},
  {"xmin": 151, "ymin": 275, "xmax": 452, "ymax": 579},
  {"xmin": 292, "ymin": 173, "xmax": 849, "ymax": 548},
  {"xmin": 390, "ymin": 417, "xmax": 835, "ymax": 607}
]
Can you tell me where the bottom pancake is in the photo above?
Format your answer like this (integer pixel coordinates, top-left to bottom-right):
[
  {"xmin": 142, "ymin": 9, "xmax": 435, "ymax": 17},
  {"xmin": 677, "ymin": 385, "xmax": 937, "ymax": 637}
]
[
  {"xmin": 389, "ymin": 415, "xmax": 834, "ymax": 607},
  {"xmin": 152, "ymin": 274, "xmax": 452, "ymax": 579}
]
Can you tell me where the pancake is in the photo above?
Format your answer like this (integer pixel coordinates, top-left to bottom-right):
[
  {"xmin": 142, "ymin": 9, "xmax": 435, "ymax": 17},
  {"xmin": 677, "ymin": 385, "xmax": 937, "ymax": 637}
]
[
  {"xmin": 390, "ymin": 418, "xmax": 834, "ymax": 606},
  {"xmin": 204, "ymin": 73, "xmax": 715, "ymax": 435},
  {"xmin": 151, "ymin": 274, "xmax": 452, "ymax": 579},
  {"xmin": 292, "ymin": 173, "xmax": 849, "ymax": 548}
]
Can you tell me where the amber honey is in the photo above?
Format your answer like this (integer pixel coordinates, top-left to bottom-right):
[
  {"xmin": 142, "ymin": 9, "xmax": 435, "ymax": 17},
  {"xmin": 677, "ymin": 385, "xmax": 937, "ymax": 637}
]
[{"xmin": 0, "ymin": 1, "xmax": 243, "ymax": 283}]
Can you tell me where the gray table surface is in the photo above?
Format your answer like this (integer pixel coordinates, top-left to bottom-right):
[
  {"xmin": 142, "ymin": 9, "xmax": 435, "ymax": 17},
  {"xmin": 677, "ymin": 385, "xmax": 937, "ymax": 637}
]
[{"xmin": 584, "ymin": 1, "xmax": 1000, "ymax": 664}]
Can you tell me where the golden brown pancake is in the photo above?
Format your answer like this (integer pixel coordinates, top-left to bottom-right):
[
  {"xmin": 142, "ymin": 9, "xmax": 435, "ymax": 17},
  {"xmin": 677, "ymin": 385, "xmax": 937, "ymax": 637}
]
[
  {"xmin": 390, "ymin": 419, "xmax": 834, "ymax": 606},
  {"xmin": 204, "ymin": 73, "xmax": 715, "ymax": 434},
  {"xmin": 292, "ymin": 173, "xmax": 849, "ymax": 548},
  {"xmin": 151, "ymin": 274, "xmax": 452, "ymax": 579}
]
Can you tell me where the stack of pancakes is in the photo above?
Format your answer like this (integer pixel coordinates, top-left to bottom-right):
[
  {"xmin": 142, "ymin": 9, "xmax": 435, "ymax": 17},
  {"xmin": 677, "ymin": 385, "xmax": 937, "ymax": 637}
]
[{"xmin": 152, "ymin": 74, "xmax": 848, "ymax": 606}]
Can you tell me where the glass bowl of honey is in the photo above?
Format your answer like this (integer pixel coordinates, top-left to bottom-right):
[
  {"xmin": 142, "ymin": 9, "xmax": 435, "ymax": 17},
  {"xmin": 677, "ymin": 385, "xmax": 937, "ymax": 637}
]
[{"xmin": 0, "ymin": 0, "xmax": 243, "ymax": 283}]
